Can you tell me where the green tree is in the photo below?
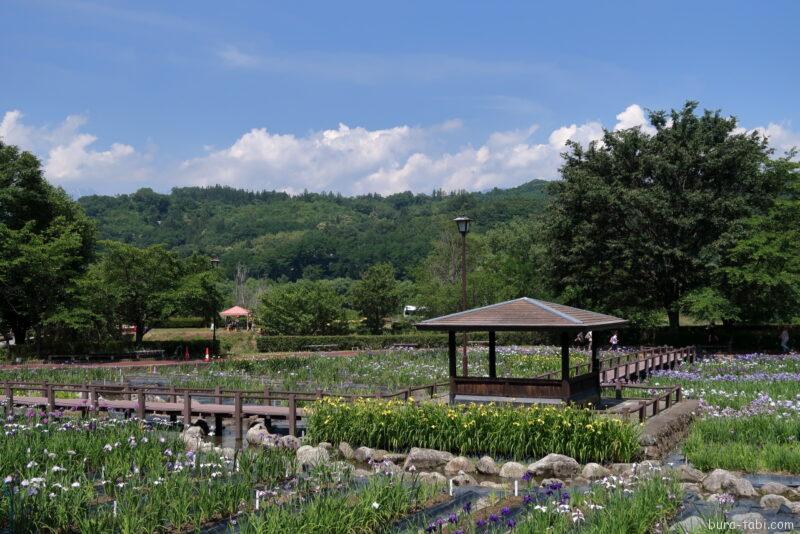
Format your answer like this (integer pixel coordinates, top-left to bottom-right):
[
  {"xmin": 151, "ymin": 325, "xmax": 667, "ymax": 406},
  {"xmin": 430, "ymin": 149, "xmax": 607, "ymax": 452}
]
[
  {"xmin": 545, "ymin": 101, "xmax": 781, "ymax": 327},
  {"xmin": 256, "ymin": 280, "xmax": 347, "ymax": 335},
  {"xmin": 351, "ymin": 263, "xmax": 400, "ymax": 334},
  {"xmin": 0, "ymin": 142, "xmax": 95, "ymax": 349},
  {"xmin": 710, "ymin": 158, "xmax": 800, "ymax": 323},
  {"xmin": 95, "ymin": 242, "xmax": 181, "ymax": 343}
]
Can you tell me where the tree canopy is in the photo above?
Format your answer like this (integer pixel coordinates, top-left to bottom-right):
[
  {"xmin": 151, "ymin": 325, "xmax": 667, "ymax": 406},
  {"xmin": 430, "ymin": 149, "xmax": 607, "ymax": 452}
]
[{"xmin": 545, "ymin": 101, "xmax": 787, "ymax": 327}]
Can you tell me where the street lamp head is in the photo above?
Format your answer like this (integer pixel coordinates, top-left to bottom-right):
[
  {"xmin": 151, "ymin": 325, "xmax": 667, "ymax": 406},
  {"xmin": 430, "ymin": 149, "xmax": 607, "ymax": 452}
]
[
  {"xmin": 210, "ymin": 256, "xmax": 220, "ymax": 269},
  {"xmin": 454, "ymin": 216, "xmax": 471, "ymax": 236}
]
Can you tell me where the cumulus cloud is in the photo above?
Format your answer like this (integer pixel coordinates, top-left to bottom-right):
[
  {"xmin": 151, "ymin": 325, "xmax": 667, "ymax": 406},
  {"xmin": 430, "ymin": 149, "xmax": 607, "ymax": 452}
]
[
  {"xmin": 613, "ymin": 104, "xmax": 657, "ymax": 135},
  {"xmin": 0, "ymin": 110, "xmax": 148, "ymax": 193},
  {"xmin": 3, "ymin": 104, "xmax": 798, "ymax": 197}
]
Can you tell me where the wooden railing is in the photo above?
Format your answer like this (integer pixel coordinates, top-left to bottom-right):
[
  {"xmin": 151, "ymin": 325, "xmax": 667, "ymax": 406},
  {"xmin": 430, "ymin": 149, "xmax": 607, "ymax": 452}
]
[
  {"xmin": 601, "ymin": 383, "xmax": 683, "ymax": 423},
  {"xmin": 535, "ymin": 346, "xmax": 696, "ymax": 381}
]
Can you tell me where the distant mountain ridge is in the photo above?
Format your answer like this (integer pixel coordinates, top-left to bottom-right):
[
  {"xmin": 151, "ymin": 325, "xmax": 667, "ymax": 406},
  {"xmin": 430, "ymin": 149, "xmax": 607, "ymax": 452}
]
[{"xmin": 78, "ymin": 180, "xmax": 551, "ymax": 279}]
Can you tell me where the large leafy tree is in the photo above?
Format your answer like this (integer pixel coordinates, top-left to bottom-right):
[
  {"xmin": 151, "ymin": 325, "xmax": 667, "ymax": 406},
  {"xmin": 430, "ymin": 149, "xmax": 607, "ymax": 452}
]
[
  {"xmin": 0, "ymin": 142, "xmax": 95, "ymax": 348},
  {"xmin": 95, "ymin": 242, "xmax": 181, "ymax": 343},
  {"xmin": 257, "ymin": 280, "xmax": 347, "ymax": 335},
  {"xmin": 351, "ymin": 263, "xmax": 400, "ymax": 334},
  {"xmin": 545, "ymin": 101, "xmax": 781, "ymax": 326},
  {"xmin": 709, "ymin": 158, "xmax": 800, "ymax": 323}
]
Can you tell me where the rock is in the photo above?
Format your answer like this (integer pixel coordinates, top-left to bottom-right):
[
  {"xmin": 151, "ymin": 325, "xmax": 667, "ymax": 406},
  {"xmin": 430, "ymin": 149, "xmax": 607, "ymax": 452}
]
[
  {"xmin": 528, "ymin": 454, "xmax": 581, "ymax": 479},
  {"xmin": 191, "ymin": 419, "xmax": 210, "ymax": 435},
  {"xmin": 384, "ymin": 453, "xmax": 407, "ymax": 463},
  {"xmin": 610, "ymin": 463, "xmax": 635, "ymax": 477},
  {"xmin": 570, "ymin": 476, "xmax": 590, "ymax": 487},
  {"xmin": 444, "ymin": 456, "xmax": 476, "ymax": 475},
  {"xmin": 702, "ymin": 469, "xmax": 756, "ymax": 498},
  {"xmin": 338, "ymin": 442, "xmax": 354, "ymax": 460},
  {"xmin": 403, "ymin": 448, "xmax": 453, "ymax": 471},
  {"xmin": 279, "ymin": 435, "xmax": 301, "ymax": 449},
  {"xmin": 680, "ymin": 482, "xmax": 702, "ymax": 494},
  {"xmin": 476, "ymin": 456, "xmax": 499, "ymax": 475},
  {"xmin": 729, "ymin": 512, "xmax": 768, "ymax": 534},
  {"xmin": 374, "ymin": 460, "xmax": 402, "ymax": 476},
  {"xmin": 181, "ymin": 426, "xmax": 204, "ymax": 450},
  {"xmin": 499, "ymin": 461, "xmax": 528, "ymax": 479},
  {"xmin": 418, "ymin": 471, "xmax": 447, "ymax": 486},
  {"xmin": 540, "ymin": 478, "xmax": 565, "ymax": 489},
  {"xmin": 480, "ymin": 481, "xmax": 507, "ymax": 489},
  {"xmin": 670, "ymin": 515, "xmax": 706, "ymax": 533},
  {"xmin": 788, "ymin": 501, "xmax": 800, "ymax": 514},
  {"xmin": 674, "ymin": 464, "xmax": 704, "ymax": 483},
  {"xmin": 370, "ymin": 449, "xmax": 389, "ymax": 462},
  {"xmin": 760, "ymin": 494, "xmax": 790, "ymax": 511},
  {"xmin": 296, "ymin": 445, "xmax": 330, "ymax": 467},
  {"xmin": 353, "ymin": 468, "xmax": 373, "ymax": 478},
  {"xmin": 451, "ymin": 473, "xmax": 477, "ymax": 487},
  {"xmin": 354, "ymin": 446, "xmax": 373, "ymax": 463},
  {"xmin": 245, "ymin": 423, "xmax": 271, "ymax": 446},
  {"xmin": 318, "ymin": 442, "xmax": 333, "ymax": 451},
  {"xmin": 759, "ymin": 482, "xmax": 791, "ymax": 496},
  {"xmin": 581, "ymin": 463, "xmax": 611, "ymax": 480}
]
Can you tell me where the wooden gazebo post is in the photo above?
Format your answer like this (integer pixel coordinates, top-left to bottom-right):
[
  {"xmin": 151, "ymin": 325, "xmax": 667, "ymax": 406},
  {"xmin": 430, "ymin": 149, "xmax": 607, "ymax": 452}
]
[
  {"xmin": 560, "ymin": 332, "xmax": 570, "ymax": 396},
  {"xmin": 488, "ymin": 331, "xmax": 497, "ymax": 378}
]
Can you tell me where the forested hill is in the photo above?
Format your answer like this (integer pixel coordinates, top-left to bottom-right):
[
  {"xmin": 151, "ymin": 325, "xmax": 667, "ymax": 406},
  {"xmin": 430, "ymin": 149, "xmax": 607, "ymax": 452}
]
[{"xmin": 78, "ymin": 180, "xmax": 551, "ymax": 280}]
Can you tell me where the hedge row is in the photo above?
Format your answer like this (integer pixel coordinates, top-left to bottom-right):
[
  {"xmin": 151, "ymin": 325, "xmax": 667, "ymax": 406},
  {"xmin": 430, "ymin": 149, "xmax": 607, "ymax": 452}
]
[
  {"xmin": 255, "ymin": 332, "xmax": 553, "ymax": 352},
  {"xmin": 7, "ymin": 339, "xmax": 220, "ymax": 361},
  {"xmin": 619, "ymin": 325, "xmax": 797, "ymax": 351}
]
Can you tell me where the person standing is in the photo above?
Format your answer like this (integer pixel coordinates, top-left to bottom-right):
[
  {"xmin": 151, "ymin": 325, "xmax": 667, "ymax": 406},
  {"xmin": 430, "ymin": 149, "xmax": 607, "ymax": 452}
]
[
  {"xmin": 610, "ymin": 331, "xmax": 619, "ymax": 351},
  {"xmin": 586, "ymin": 330, "xmax": 593, "ymax": 348},
  {"xmin": 780, "ymin": 328, "xmax": 790, "ymax": 354}
]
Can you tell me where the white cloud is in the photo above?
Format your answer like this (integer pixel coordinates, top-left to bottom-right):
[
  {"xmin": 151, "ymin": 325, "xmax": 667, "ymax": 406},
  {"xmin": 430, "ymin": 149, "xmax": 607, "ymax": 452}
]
[
  {"xmin": 751, "ymin": 123, "xmax": 800, "ymax": 156},
  {"xmin": 4, "ymin": 104, "xmax": 797, "ymax": 197},
  {"xmin": 217, "ymin": 45, "xmax": 262, "ymax": 68},
  {"xmin": 0, "ymin": 110, "xmax": 148, "ymax": 192},
  {"xmin": 614, "ymin": 104, "xmax": 656, "ymax": 135}
]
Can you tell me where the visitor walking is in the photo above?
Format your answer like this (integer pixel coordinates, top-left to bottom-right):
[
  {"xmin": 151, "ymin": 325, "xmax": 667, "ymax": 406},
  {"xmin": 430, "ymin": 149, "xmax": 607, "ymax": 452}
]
[
  {"xmin": 586, "ymin": 330, "xmax": 593, "ymax": 348},
  {"xmin": 780, "ymin": 328, "xmax": 790, "ymax": 354},
  {"xmin": 574, "ymin": 331, "xmax": 585, "ymax": 347},
  {"xmin": 610, "ymin": 331, "xmax": 619, "ymax": 351}
]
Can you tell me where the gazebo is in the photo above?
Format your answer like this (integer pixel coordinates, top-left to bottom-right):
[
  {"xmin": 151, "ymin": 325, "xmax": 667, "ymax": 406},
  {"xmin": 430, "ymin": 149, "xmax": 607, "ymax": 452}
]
[
  {"xmin": 416, "ymin": 297, "xmax": 627, "ymax": 404},
  {"xmin": 219, "ymin": 306, "xmax": 253, "ymax": 330}
]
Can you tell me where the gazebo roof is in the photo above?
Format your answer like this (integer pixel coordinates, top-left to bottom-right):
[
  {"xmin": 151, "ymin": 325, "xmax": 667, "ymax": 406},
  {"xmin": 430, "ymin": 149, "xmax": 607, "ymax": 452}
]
[
  {"xmin": 220, "ymin": 306, "xmax": 252, "ymax": 317},
  {"xmin": 416, "ymin": 297, "xmax": 626, "ymax": 332}
]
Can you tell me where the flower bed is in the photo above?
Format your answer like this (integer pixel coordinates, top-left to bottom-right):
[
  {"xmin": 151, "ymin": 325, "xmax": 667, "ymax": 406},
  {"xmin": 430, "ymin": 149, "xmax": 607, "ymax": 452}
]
[
  {"xmin": 305, "ymin": 399, "xmax": 640, "ymax": 463},
  {"xmin": 641, "ymin": 352, "xmax": 800, "ymax": 474}
]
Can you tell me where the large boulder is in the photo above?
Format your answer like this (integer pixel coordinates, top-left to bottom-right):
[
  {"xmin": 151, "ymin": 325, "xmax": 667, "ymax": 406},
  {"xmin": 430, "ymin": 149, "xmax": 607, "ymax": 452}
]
[
  {"xmin": 476, "ymin": 456, "xmax": 499, "ymax": 475},
  {"xmin": 729, "ymin": 512, "xmax": 768, "ymax": 534},
  {"xmin": 498, "ymin": 461, "xmax": 528, "ymax": 479},
  {"xmin": 702, "ymin": 469, "xmax": 756, "ymax": 498},
  {"xmin": 451, "ymin": 473, "xmax": 477, "ymax": 487},
  {"xmin": 353, "ymin": 446, "xmax": 373, "ymax": 463},
  {"xmin": 673, "ymin": 464, "xmax": 704, "ymax": 483},
  {"xmin": 444, "ymin": 456, "xmax": 476, "ymax": 475},
  {"xmin": 418, "ymin": 471, "xmax": 447, "ymax": 486},
  {"xmin": 280, "ymin": 435, "xmax": 301, "ymax": 449},
  {"xmin": 759, "ymin": 494, "xmax": 790, "ymax": 511},
  {"xmin": 581, "ymin": 463, "xmax": 611, "ymax": 480},
  {"xmin": 245, "ymin": 423, "xmax": 271, "ymax": 446},
  {"xmin": 403, "ymin": 448, "xmax": 453, "ymax": 471},
  {"xmin": 296, "ymin": 445, "xmax": 330, "ymax": 467},
  {"xmin": 338, "ymin": 442, "xmax": 354, "ymax": 460},
  {"xmin": 610, "ymin": 463, "xmax": 634, "ymax": 477},
  {"xmin": 759, "ymin": 481, "xmax": 791, "ymax": 496},
  {"xmin": 528, "ymin": 454, "xmax": 581, "ymax": 479},
  {"xmin": 181, "ymin": 426, "xmax": 204, "ymax": 450}
]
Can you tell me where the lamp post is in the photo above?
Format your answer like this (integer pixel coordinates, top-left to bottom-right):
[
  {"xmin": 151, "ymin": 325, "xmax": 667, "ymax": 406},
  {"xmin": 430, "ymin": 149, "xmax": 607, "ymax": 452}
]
[
  {"xmin": 210, "ymin": 256, "xmax": 220, "ymax": 358},
  {"xmin": 454, "ymin": 216, "xmax": 471, "ymax": 376}
]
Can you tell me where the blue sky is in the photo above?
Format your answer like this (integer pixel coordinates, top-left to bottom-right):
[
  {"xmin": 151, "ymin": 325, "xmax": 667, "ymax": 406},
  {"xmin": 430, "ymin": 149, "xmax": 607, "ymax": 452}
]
[{"xmin": 1, "ymin": 1, "xmax": 798, "ymax": 196}]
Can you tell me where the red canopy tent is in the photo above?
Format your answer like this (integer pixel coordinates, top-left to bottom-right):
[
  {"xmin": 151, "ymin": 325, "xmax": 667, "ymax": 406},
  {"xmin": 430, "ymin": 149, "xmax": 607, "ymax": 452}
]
[{"xmin": 219, "ymin": 306, "xmax": 253, "ymax": 330}]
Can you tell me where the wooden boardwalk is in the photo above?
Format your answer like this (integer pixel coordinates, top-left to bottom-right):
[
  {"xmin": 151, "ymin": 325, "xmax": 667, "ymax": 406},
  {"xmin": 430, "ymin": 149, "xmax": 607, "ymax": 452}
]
[{"xmin": 1, "ymin": 346, "xmax": 695, "ymax": 438}]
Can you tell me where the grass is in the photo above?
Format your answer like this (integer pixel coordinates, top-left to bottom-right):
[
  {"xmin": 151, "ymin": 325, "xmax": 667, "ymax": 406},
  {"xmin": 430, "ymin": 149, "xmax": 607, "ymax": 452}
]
[
  {"xmin": 0, "ymin": 413, "xmax": 308, "ymax": 533},
  {"xmin": 305, "ymin": 398, "xmax": 640, "ymax": 463},
  {"xmin": 236, "ymin": 475, "xmax": 438, "ymax": 534}
]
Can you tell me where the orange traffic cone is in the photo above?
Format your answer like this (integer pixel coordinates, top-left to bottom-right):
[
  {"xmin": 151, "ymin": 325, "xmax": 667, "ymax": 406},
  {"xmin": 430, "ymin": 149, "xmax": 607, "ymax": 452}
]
[{"xmin": 204, "ymin": 347, "xmax": 210, "ymax": 362}]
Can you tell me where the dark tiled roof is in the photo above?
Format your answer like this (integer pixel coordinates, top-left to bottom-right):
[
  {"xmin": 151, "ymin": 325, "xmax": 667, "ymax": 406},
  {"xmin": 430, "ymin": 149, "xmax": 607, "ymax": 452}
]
[{"xmin": 415, "ymin": 297, "xmax": 626, "ymax": 331}]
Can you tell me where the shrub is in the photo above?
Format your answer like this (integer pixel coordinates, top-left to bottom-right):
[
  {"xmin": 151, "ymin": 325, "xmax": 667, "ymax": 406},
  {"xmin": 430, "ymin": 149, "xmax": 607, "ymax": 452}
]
[{"xmin": 305, "ymin": 398, "xmax": 640, "ymax": 463}]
